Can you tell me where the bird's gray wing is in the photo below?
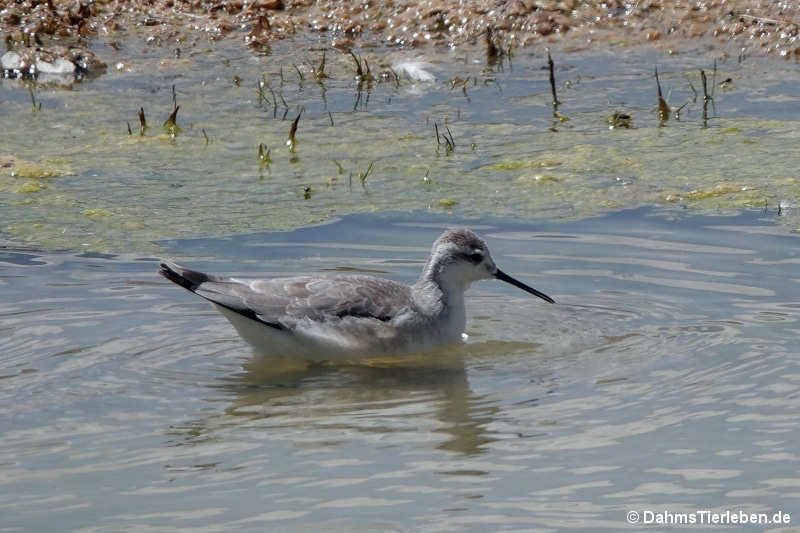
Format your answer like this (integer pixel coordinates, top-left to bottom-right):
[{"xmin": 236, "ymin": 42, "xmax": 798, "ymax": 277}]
[
  {"xmin": 160, "ymin": 262, "xmax": 413, "ymax": 330},
  {"xmin": 265, "ymin": 275, "xmax": 414, "ymax": 324}
]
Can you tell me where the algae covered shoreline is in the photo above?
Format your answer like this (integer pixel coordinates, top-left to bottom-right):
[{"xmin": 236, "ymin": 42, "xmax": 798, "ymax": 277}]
[{"xmin": 2, "ymin": 1, "xmax": 800, "ymax": 253}]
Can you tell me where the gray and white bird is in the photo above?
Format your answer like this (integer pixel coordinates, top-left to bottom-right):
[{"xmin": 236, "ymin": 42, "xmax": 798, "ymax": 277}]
[{"xmin": 159, "ymin": 228, "xmax": 554, "ymax": 360}]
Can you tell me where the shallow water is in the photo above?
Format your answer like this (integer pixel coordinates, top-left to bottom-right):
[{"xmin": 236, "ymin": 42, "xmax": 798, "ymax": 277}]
[
  {"xmin": 2, "ymin": 35, "xmax": 800, "ymax": 252},
  {"xmin": 1, "ymin": 208, "xmax": 798, "ymax": 531}
]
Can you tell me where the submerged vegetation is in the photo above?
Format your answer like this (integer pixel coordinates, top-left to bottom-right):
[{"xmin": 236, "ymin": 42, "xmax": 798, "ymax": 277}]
[
  {"xmin": 547, "ymin": 49, "xmax": 560, "ymax": 108},
  {"xmin": 286, "ymin": 111, "xmax": 301, "ymax": 152},
  {"xmin": 163, "ymin": 105, "xmax": 180, "ymax": 136},
  {"xmin": 434, "ymin": 122, "xmax": 456, "ymax": 156},
  {"xmin": 2, "ymin": 29, "xmax": 800, "ymax": 252},
  {"xmin": 257, "ymin": 143, "xmax": 271, "ymax": 166},
  {"xmin": 655, "ymin": 66, "xmax": 670, "ymax": 124}
]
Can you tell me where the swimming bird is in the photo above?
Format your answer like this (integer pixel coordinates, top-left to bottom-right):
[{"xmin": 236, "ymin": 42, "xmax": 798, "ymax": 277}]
[{"xmin": 159, "ymin": 228, "xmax": 554, "ymax": 360}]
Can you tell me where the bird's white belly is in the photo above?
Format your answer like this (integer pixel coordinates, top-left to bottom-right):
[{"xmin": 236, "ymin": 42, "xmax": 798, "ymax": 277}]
[{"xmin": 214, "ymin": 304, "xmax": 465, "ymax": 360}]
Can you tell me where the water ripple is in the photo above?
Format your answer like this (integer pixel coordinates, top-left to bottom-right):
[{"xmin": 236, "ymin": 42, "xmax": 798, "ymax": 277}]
[{"xmin": 1, "ymin": 209, "xmax": 799, "ymax": 531}]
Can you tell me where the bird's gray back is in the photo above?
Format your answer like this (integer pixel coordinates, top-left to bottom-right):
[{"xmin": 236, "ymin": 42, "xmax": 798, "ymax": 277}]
[{"xmin": 195, "ymin": 274, "xmax": 414, "ymax": 328}]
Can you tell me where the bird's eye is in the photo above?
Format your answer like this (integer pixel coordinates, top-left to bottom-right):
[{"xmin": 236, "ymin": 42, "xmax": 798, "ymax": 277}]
[{"xmin": 469, "ymin": 252, "xmax": 483, "ymax": 263}]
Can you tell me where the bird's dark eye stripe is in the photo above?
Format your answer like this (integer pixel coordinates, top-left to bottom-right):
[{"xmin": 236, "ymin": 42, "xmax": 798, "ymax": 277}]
[{"xmin": 466, "ymin": 251, "xmax": 483, "ymax": 263}]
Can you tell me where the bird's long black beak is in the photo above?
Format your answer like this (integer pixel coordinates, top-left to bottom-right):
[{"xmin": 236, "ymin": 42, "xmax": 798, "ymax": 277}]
[{"xmin": 495, "ymin": 268, "xmax": 555, "ymax": 304}]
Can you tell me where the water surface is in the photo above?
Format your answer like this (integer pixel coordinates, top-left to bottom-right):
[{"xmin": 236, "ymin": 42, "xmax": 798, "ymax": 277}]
[{"xmin": 1, "ymin": 208, "xmax": 798, "ymax": 531}]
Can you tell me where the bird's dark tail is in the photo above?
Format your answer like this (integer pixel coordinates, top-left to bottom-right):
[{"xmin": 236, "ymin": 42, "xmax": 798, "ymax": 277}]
[{"xmin": 159, "ymin": 262, "xmax": 209, "ymax": 292}]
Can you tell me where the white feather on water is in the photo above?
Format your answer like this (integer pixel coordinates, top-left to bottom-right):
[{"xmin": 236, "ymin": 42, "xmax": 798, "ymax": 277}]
[{"xmin": 391, "ymin": 61, "xmax": 436, "ymax": 83}]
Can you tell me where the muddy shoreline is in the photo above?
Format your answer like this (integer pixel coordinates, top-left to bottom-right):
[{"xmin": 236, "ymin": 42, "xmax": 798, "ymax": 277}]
[{"xmin": 3, "ymin": 1, "xmax": 800, "ymax": 62}]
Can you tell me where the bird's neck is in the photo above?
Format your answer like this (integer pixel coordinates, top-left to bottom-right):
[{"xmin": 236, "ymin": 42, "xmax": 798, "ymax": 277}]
[
  {"xmin": 411, "ymin": 264, "xmax": 469, "ymax": 344},
  {"xmin": 415, "ymin": 268, "xmax": 468, "ymax": 315}
]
